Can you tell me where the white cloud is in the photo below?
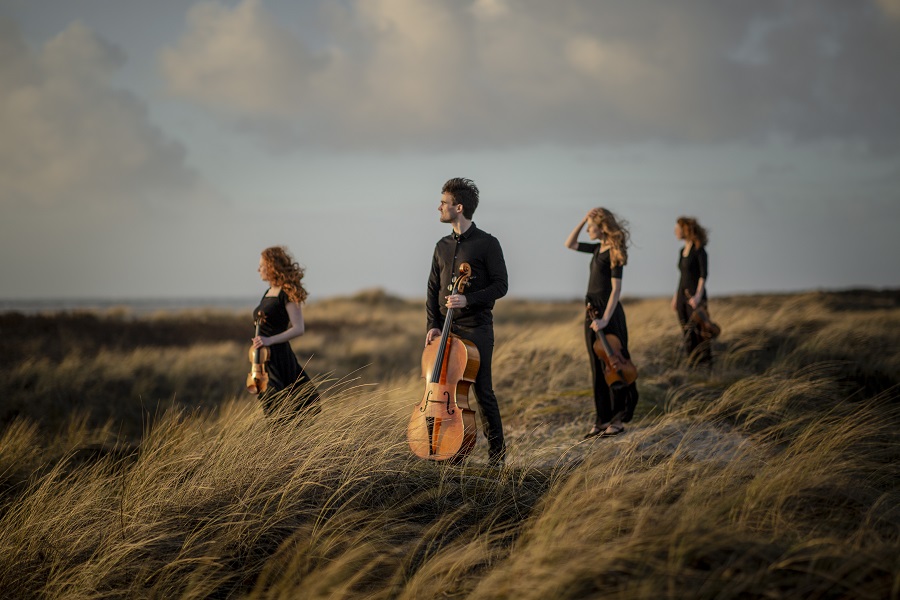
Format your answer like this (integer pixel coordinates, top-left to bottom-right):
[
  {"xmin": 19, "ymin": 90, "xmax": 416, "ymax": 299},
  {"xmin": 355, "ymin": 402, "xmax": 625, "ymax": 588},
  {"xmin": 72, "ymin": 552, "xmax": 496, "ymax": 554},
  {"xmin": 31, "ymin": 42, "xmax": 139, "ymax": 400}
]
[
  {"xmin": 0, "ymin": 19, "xmax": 196, "ymax": 209},
  {"xmin": 158, "ymin": 0, "xmax": 899, "ymax": 152},
  {"xmin": 160, "ymin": 0, "xmax": 323, "ymax": 118}
]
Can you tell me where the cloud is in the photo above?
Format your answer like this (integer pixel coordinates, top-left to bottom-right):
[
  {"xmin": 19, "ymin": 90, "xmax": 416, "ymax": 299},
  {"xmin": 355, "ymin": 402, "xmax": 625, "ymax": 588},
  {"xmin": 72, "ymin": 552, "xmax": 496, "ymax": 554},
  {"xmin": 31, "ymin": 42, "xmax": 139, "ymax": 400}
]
[
  {"xmin": 158, "ymin": 0, "xmax": 900, "ymax": 152},
  {"xmin": 877, "ymin": 0, "xmax": 900, "ymax": 19},
  {"xmin": 160, "ymin": 0, "xmax": 325, "ymax": 118},
  {"xmin": 0, "ymin": 18, "xmax": 196, "ymax": 209}
]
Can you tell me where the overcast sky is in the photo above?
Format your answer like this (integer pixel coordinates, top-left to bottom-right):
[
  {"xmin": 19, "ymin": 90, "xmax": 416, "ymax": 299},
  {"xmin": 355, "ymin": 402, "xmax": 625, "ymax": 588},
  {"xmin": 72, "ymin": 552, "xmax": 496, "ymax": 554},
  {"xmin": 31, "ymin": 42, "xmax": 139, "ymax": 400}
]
[{"xmin": 2, "ymin": 0, "xmax": 898, "ymax": 303}]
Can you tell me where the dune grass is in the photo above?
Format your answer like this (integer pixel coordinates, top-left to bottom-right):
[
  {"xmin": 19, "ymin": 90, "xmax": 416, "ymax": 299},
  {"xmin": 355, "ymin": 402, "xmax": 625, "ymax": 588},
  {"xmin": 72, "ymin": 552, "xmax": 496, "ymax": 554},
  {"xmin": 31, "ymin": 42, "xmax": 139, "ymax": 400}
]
[{"xmin": 0, "ymin": 290, "xmax": 898, "ymax": 598}]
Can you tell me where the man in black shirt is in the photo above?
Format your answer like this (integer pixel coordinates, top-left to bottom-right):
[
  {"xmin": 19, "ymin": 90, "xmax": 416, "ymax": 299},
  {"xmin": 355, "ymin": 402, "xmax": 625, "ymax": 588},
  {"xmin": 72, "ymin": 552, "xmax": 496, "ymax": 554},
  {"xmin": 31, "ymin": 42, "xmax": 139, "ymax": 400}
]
[{"xmin": 426, "ymin": 177, "xmax": 509, "ymax": 465}]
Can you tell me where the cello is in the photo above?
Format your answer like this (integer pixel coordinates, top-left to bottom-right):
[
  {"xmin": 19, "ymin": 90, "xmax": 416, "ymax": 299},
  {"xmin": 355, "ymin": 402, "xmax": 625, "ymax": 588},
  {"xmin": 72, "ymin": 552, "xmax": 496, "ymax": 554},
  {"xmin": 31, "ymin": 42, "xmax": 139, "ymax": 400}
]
[
  {"xmin": 246, "ymin": 310, "xmax": 270, "ymax": 394},
  {"xmin": 408, "ymin": 263, "xmax": 480, "ymax": 462},
  {"xmin": 587, "ymin": 304, "xmax": 638, "ymax": 390}
]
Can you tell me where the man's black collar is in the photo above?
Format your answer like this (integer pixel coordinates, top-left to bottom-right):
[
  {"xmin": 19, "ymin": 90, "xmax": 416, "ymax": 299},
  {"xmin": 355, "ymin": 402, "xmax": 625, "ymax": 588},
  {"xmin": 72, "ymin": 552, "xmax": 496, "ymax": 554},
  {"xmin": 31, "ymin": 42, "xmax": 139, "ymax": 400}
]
[{"xmin": 452, "ymin": 222, "xmax": 477, "ymax": 240}]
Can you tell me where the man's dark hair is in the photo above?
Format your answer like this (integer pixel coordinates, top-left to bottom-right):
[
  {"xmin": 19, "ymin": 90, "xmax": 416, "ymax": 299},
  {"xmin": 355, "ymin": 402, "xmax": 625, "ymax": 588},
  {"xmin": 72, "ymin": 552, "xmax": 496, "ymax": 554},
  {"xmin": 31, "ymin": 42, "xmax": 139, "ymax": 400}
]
[{"xmin": 442, "ymin": 178, "xmax": 479, "ymax": 219}]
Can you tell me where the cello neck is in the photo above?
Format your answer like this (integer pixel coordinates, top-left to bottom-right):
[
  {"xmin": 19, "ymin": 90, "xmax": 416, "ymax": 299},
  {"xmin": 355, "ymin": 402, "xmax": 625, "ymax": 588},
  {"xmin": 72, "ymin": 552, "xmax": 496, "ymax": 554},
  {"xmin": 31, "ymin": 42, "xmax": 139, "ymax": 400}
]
[
  {"xmin": 430, "ymin": 305, "xmax": 455, "ymax": 384},
  {"xmin": 429, "ymin": 263, "xmax": 472, "ymax": 384}
]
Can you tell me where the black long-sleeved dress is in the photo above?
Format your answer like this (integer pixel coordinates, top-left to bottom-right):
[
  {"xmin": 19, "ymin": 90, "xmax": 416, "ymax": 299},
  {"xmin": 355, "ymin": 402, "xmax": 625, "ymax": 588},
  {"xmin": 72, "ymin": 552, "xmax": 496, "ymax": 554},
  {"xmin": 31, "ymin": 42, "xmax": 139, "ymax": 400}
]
[{"xmin": 675, "ymin": 245, "xmax": 712, "ymax": 364}]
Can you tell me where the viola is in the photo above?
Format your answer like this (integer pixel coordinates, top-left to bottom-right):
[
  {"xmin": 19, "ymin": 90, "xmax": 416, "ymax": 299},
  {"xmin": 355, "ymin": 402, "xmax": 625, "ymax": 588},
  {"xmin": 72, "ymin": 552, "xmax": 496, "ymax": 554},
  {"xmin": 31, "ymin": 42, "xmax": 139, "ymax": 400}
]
[
  {"xmin": 587, "ymin": 304, "xmax": 638, "ymax": 390},
  {"xmin": 408, "ymin": 263, "xmax": 479, "ymax": 461},
  {"xmin": 684, "ymin": 290, "xmax": 721, "ymax": 339},
  {"xmin": 246, "ymin": 310, "xmax": 270, "ymax": 394}
]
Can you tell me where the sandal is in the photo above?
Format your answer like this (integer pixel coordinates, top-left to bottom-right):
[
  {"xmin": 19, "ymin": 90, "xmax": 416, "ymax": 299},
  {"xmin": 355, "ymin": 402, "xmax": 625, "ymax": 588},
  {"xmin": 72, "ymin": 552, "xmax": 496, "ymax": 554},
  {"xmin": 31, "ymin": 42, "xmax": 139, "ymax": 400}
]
[
  {"xmin": 599, "ymin": 424, "xmax": 625, "ymax": 437},
  {"xmin": 583, "ymin": 422, "xmax": 610, "ymax": 439}
]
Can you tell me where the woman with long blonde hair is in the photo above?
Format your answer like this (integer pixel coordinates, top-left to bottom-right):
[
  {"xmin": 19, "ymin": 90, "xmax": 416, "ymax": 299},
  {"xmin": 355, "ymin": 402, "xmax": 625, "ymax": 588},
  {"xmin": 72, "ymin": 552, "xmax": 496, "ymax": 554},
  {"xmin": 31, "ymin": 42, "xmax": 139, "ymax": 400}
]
[
  {"xmin": 671, "ymin": 216, "xmax": 712, "ymax": 366},
  {"xmin": 251, "ymin": 245, "xmax": 320, "ymax": 416},
  {"xmin": 565, "ymin": 208, "xmax": 639, "ymax": 438}
]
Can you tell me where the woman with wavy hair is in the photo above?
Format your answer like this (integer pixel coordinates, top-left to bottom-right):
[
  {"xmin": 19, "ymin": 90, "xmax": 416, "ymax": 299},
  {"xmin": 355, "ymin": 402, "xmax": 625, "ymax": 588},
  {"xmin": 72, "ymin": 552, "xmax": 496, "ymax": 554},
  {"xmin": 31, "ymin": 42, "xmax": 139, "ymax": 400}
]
[
  {"xmin": 671, "ymin": 216, "xmax": 712, "ymax": 366},
  {"xmin": 252, "ymin": 245, "xmax": 320, "ymax": 416},
  {"xmin": 565, "ymin": 208, "xmax": 639, "ymax": 438}
]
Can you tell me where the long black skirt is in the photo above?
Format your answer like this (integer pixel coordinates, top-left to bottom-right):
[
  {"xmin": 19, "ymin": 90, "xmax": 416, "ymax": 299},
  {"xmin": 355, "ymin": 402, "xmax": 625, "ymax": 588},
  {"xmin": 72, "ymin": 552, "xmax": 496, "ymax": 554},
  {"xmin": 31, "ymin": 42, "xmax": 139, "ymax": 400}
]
[{"xmin": 258, "ymin": 342, "xmax": 320, "ymax": 416}]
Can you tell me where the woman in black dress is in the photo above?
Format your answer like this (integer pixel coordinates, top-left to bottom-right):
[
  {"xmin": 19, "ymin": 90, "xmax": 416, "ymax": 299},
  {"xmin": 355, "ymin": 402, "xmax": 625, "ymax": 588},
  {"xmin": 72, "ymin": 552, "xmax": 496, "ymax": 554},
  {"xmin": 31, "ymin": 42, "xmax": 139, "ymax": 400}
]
[
  {"xmin": 565, "ymin": 208, "xmax": 639, "ymax": 438},
  {"xmin": 671, "ymin": 216, "xmax": 712, "ymax": 366},
  {"xmin": 252, "ymin": 246, "xmax": 320, "ymax": 416}
]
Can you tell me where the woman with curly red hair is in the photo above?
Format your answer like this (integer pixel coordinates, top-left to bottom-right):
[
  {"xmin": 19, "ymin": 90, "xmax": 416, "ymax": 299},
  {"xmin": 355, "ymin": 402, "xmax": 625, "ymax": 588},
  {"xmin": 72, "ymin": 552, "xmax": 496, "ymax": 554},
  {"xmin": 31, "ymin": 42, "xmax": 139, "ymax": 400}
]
[
  {"xmin": 672, "ymin": 216, "xmax": 713, "ymax": 366},
  {"xmin": 252, "ymin": 246, "xmax": 320, "ymax": 416}
]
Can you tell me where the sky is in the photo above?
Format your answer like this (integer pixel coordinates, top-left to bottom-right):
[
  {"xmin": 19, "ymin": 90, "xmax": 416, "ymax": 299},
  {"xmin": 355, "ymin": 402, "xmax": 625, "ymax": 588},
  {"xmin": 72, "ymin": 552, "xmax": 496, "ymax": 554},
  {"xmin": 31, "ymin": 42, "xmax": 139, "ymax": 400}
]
[{"xmin": 1, "ymin": 0, "xmax": 899, "ymax": 303}]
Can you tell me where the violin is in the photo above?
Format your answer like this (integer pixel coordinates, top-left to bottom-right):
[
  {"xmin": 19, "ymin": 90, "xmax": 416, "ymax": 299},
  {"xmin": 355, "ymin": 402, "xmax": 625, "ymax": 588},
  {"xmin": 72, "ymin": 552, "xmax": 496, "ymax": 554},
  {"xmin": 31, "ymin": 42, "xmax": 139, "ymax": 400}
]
[
  {"xmin": 684, "ymin": 289, "xmax": 721, "ymax": 339},
  {"xmin": 246, "ymin": 310, "xmax": 270, "ymax": 394},
  {"xmin": 587, "ymin": 304, "xmax": 638, "ymax": 390},
  {"xmin": 408, "ymin": 263, "xmax": 479, "ymax": 461}
]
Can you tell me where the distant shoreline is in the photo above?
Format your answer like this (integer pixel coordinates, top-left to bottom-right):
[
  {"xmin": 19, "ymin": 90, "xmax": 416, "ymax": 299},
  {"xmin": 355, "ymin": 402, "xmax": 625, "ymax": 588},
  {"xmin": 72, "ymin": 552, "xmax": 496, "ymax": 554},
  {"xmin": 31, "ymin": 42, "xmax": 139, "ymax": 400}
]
[{"xmin": 1, "ymin": 287, "xmax": 896, "ymax": 316}]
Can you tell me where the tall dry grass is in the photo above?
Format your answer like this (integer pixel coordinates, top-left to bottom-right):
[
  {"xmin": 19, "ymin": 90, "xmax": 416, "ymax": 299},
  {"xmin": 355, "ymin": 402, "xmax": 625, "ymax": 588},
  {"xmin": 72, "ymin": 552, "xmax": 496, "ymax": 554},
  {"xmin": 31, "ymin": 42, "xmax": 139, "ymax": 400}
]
[{"xmin": 1, "ymin": 289, "xmax": 898, "ymax": 598}]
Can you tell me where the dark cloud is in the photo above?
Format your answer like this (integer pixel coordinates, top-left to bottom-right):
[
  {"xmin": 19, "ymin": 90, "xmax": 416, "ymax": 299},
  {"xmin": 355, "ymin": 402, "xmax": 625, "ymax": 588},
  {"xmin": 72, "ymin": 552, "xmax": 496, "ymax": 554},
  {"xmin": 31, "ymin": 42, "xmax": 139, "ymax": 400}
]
[
  {"xmin": 158, "ymin": 0, "xmax": 900, "ymax": 152},
  {"xmin": 0, "ymin": 18, "xmax": 198, "ymax": 209}
]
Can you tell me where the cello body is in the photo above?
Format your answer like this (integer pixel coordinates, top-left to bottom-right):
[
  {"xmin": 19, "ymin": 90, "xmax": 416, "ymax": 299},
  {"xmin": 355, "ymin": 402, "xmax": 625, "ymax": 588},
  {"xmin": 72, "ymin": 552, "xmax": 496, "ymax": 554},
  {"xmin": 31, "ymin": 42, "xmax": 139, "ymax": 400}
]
[
  {"xmin": 408, "ymin": 262, "xmax": 480, "ymax": 462},
  {"xmin": 408, "ymin": 334, "xmax": 480, "ymax": 461}
]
